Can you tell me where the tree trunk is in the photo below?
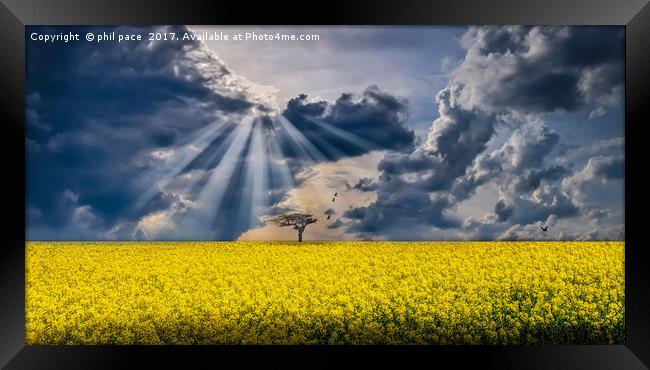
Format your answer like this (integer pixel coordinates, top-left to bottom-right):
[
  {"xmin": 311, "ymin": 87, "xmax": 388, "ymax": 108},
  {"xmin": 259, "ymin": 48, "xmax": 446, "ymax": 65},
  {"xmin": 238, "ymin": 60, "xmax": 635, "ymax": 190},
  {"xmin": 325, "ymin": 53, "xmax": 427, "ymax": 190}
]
[{"xmin": 298, "ymin": 227, "xmax": 304, "ymax": 242}]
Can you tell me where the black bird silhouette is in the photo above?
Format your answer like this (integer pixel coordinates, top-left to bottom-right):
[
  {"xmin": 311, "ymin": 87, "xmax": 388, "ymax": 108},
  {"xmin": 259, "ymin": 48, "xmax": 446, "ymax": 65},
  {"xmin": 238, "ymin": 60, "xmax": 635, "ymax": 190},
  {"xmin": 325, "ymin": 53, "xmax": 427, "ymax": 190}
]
[
  {"xmin": 332, "ymin": 197, "xmax": 336, "ymax": 202},
  {"xmin": 334, "ymin": 193, "xmax": 338, "ymax": 197},
  {"xmin": 540, "ymin": 225, "xmax": 549, "ymax": 231},
  {"xmin": 327, "ymin": 214, "xmax": 331, "ymax": 220}
]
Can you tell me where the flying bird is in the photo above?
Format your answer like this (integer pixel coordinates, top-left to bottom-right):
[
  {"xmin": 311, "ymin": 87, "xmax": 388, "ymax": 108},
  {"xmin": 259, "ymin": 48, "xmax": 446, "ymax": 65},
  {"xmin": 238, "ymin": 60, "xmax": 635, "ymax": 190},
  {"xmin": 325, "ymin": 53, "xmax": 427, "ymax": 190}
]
[
  {"xmin": 327, "ymin": 214, "xmax": 331, "ymax": 220},
  {"xmin": 540, "ymin": 225, "xmax": 549, "ymax": 232},
  {"xmin": 332, "ymin": 197, "xmax": 336, "ymax": 202},
  {"xmin": 334, "ymin": 193, "xmax": 338, "ymax": 197}
]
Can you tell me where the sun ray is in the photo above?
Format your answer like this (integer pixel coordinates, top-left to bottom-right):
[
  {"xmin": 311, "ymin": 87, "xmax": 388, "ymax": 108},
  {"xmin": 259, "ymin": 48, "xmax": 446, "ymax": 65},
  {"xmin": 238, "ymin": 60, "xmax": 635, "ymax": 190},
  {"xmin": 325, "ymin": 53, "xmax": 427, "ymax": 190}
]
[
  {"xmin": 241, "ymin": 120, "xmax": 269, "ymax": 230},
  {"xmin": 275, "ymin": 114, "xmax": 329, "ymax": 162},
  {"xmin": 180, "ymin": 115, "xmax": 255, "ymax": 239},
  {"xmin": 271, "ymin": 115, "xmax": 340, "ymax": 215},
  {"xmin": 175, "ymin": 125, "xmax": 241, "ymax": 200},
  {"xmin": 133, "ymin": 109, "xmax": 387, "ymax": 238},
  {"xmin": 305, "ymin": 116, "xmax": 379, "ymax": 152},
  {"xmin": 298, "ymin": 129, "xmax": 348, "ymax": 160},
  {"xmin": 266, "ymin": 130, "xmax": 297, "ymax": 211},
  {"xmin": 130, "ymin": 117, "xmax": 232, "ymax": 213}
]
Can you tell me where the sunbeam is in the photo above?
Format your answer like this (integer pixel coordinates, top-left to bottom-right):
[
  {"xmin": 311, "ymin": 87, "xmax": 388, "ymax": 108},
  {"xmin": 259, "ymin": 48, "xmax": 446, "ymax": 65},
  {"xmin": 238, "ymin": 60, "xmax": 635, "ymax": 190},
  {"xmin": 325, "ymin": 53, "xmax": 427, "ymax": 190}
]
[
  {"xmin": 305, "ymin": 116, "xmax": 379, "ymax": 152},
  {"xmin": 274, "ymin": 115, "xmax": 329, "ymax": 162},
  {"xmin": 130, "ymin": 117, "xmax": 231, "ymax": 213},
  {"xmin": 180, "ymin": 115, "xmax": 255, "ymax": 239},
  {"xmin": 271, "ymin": 115, "xmax": 335, "ymax": 209},
  {"xmin": 236, "ymin": 120, "xmax": 270, "ymax": 232},
  {"xmin": 299, "ymin": 129, "xmax": 349, "ymax": 160},
  {"xmin": 267, "ymin": 131, "xmax": 295, "ymax": 204},
  {"xmin": 131, "ymin": 110, "xmax": 393, "ymax": 240}
]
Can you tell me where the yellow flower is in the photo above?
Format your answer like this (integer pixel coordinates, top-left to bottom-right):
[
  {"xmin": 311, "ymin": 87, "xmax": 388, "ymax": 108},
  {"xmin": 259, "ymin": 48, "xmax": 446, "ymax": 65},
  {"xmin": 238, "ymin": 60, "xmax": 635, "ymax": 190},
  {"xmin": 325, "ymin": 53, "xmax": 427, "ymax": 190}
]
[{"xmin": 25, "ymin": 241, "xmax": 624, "ymax": 345}]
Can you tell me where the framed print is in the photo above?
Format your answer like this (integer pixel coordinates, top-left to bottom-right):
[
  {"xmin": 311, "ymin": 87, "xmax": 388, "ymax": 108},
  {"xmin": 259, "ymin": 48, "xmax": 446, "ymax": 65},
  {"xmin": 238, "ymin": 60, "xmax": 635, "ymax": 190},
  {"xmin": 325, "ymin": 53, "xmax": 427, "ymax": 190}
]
[{"xmin": 1, "ymin": 0, "xmax": 649, "ymax": 368}]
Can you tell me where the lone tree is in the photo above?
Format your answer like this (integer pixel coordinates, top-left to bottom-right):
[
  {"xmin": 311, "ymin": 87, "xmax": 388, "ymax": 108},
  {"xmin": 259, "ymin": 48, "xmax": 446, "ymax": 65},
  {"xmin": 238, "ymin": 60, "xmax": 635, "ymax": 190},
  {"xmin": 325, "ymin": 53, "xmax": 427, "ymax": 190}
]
[{"xmin": 268, "ymin": 212, "xmax": 317, "ymax": 242}]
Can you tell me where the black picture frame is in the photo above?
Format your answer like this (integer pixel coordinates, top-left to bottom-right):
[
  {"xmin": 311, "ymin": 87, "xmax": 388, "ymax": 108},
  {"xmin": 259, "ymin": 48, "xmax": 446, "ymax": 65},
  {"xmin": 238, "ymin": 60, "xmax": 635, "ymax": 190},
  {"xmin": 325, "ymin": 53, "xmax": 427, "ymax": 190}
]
[{"xmin": 1, "ymin": 0, "xmax": 648, "ymax": 368}]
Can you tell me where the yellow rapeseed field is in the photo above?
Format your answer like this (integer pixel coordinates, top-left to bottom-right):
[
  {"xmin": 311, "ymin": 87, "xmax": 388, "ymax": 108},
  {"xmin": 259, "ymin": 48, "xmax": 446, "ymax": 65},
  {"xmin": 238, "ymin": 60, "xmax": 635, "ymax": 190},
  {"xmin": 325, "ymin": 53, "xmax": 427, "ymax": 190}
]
[{"xmin": 25, "ymin": 241, "xmax": 624, "ymax": 345}]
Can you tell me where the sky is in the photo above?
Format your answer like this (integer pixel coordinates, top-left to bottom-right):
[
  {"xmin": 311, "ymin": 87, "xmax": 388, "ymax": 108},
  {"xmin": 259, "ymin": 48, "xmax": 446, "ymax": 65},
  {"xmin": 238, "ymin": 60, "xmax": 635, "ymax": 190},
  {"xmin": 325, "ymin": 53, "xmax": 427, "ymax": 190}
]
[{"xmin": 26, "ymin": 25, "xmax": 624, "ymax": 241}]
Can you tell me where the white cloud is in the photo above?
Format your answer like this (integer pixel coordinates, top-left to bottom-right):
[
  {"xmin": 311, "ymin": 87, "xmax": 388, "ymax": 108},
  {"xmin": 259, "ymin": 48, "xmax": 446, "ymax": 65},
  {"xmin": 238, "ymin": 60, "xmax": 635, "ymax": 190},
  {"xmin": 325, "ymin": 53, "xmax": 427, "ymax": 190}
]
[{"xmin": 589, "ymin": 106, "xmax": 607, "ymax": 119}]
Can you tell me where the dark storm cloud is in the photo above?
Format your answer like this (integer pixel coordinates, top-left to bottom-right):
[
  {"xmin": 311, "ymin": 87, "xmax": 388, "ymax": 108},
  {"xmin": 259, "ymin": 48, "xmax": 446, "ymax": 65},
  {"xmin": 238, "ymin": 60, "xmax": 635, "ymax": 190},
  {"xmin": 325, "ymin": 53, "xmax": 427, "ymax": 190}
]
[
  {"xmin": 281, "ymin": 86, "xmax": 415, "ymax": 161},
  {"xmin": 494, "ymin": 199, "xmax": 513, "ymax": 222},
  {"xmin": 27, "ymin": 190, "xmax": 106, "ymax": 240},
  {"xmin": 343, "ymin": 26, "xmax": 624, "ymax": 240},
  {"xmin": 471, "ymin": 26, "xmax": 528, "ymax": 56},
  {"xmin": 148, "ymin": 126, "xmax": 180, "ymax": 147},
  {"xmin": 561, "ymin": 155, "xmax": 625, "ymax": 210},
  {"xmin": 353, "ymin": 177, "xmax": 379, "ymax": 192},
  {"xmin": 454, "ymin": 26, "xmax": 624, "ymax": 114},
  {"xmin": 26, "ymin": 26, "xmax": 418, "ymax": 240},
  {"xmin": 344, "ymin": 185, "xmax": 458, "ymax": 235},
  {"xmin": 514, "ymin": 166, "xmax": 568, "ymax": 193},
  {"xmin": 26, "ymin": 25, "xmax": 271, "ymax": 240},
  {"xmin": 500, "ymin": 186, "xmax": 579, "ymax": 226},
  {"xmin": 452, "ymin": 118, "xmax": 583, "ymax": 234},
  {"xmin": 491, "ymin": 121, "xmax": 560, "ymax": 174},
  {"xmin": 27, "ymin": 25, "xmax": 624, "ymax": 241},
  {"xmin": 344, "ymin": 85, "xmax": 494, "ymax": 233},
  {"xmin": 492, "ymin": 71, "xmax": 582, "ymax": 112},
  {"xmin": 589, "ymin": 156, "xmax": 624, "ymax": 180},
  {"xmin": 378, "ymin": 85, "xmax": 495, "ymax": 193},
  {"xmin": 555, "ymin": 27, "xmax": 624, "ymax": 67}
]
